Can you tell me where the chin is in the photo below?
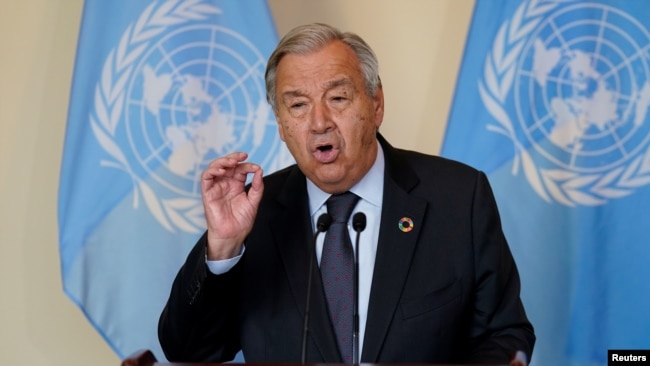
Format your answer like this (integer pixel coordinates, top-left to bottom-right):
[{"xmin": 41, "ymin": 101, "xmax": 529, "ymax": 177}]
[{"xmin": 310, "ymin": 174, "xmax": 344, "ymax": 192}]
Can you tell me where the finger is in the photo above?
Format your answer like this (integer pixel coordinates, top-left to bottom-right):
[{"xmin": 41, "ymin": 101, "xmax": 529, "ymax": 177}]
[
  {"xmin": 222, "ymin": 151, "xmax": 248, "ymax": 161},
  {"xmin": 247, "ymin": 165, "xmax": 265, "ymax": 207},
  {"xmin": 206, "ymin": 152, "xmax": 248, "ymax": 172},
  {"xmin": 202, "ymin": 153, "xmax": 249, "ymax": 181},
  {"xmin": 232, "ymin": 162, "xmax": 262, "ymax": 181}
]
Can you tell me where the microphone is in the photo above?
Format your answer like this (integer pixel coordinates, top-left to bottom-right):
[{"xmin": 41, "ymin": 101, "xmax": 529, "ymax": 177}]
[
  {"xmin": 301, "ymin": 213, "xmax": 332, "ymax": 364},
  {"xmin": 351, "ymin": 212, "xmax": 366, "ymax": 364}
]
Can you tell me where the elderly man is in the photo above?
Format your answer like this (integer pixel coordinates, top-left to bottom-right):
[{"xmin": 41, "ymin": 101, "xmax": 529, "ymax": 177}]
[{"xmin": 159, "ymin": 22, "xmax": 535, "ymax": 364}]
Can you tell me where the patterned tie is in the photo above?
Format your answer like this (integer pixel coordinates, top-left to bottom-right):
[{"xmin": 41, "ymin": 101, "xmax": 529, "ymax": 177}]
[{"xmin": 320, "ymin": 191, "xmax": 360, "ymax": 363}]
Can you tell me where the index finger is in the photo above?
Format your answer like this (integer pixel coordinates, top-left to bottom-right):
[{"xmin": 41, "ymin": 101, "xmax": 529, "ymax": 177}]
[{"xmin": 202, "ymin": 153, "xmax": 260, "ymax": 181}]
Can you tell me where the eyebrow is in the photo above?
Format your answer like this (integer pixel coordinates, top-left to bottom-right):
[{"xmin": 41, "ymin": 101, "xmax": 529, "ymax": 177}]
[
  {"xmin": 281, "ymin": 77, "xmax": 355, "ymax": 100},
  {"xmin": 281, "ymin": 90, "xmax": 306, "ymax": 100},
  {"xmin": 323, "ymin": 77, "xmax": 353, "ymax": 90}
]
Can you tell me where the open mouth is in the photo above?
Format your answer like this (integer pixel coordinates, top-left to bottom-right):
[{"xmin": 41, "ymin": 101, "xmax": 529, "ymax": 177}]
[
  {"xmin": 313, "ymin": 143, "xmax": 338, "ymax": 163},
  {"xmin": 317, "ymin": 144, "xmax": 333, "ymax": 152}
]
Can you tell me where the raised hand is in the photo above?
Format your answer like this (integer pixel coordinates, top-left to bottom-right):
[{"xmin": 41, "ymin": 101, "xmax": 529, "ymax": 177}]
[{"xmin": 200, "ymin": 152, "xmax": 264, "ymax": 260}]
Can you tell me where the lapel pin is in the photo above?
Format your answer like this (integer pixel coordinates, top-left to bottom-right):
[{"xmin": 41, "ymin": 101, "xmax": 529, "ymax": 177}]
[{"xmin": 398, "ymin": 217, "xmax": 414, "ymax": 232}]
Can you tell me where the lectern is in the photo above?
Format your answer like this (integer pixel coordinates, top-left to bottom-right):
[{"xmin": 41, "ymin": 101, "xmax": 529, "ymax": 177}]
[{"xmin": 120, "ymin": 349, "xmax": 527, "ymax": 366}]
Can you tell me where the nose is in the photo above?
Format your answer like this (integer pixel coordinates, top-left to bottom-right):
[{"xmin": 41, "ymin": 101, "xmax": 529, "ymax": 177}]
[{"xmin": 310, "ymin": 102, "xmax": 334, "ymax": 134}]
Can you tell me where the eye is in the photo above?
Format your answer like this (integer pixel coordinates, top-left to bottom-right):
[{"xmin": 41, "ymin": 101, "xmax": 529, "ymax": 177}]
[{"xmin": 286, "ymin": 100, "xmax": 309, "ymax": 117}]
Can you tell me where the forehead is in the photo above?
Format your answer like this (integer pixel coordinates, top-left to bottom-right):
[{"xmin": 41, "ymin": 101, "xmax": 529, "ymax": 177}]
[{"xmin": 275, "ymin": 41, "xmax": 364, "ymax": 91}]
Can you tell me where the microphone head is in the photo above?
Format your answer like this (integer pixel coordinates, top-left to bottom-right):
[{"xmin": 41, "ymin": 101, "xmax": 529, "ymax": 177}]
[
  {"xmin": 352, "ymin": 212, "xmax": 366, "ymax": 232},
  {"xmin": 316, "ymin": 213, "xmax": 333, "ymax": 232}
]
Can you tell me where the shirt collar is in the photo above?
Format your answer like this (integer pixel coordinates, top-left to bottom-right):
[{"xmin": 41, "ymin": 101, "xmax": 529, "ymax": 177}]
[{"xmin": 307, "ymin": 141, "xmax": 385, "ymax": 216}]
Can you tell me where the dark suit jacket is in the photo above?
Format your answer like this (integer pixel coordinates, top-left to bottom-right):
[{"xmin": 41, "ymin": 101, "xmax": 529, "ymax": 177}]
[{"xmin": 158, "ymin": 135, "xmax": 535, "ymax": 364}]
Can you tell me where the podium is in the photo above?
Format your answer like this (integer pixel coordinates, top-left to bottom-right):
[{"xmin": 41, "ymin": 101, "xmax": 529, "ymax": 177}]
[{"xmin": 120, "ymin": 349, "xmax": 527, "ymax": 366}]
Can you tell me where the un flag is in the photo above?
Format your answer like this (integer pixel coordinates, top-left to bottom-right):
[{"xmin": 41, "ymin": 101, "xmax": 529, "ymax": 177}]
[
  {"xmin": 58, "ymin": 0, "xmax": 289, "ymax": 360},
  {"xmin": 442, "ymin": 1, "xmax": 650, "ymax": 365}
]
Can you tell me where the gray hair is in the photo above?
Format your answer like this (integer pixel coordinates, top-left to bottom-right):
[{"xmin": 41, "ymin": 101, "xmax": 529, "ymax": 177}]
[{"xmin": 265, "ymin": 23, "xmax": 381, "ymax": 112}]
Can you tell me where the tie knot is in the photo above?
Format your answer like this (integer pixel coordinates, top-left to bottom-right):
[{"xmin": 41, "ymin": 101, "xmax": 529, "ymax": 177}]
[{"xmin": 326, "ymin": 191, "xmax": 360, "ymax": 224}]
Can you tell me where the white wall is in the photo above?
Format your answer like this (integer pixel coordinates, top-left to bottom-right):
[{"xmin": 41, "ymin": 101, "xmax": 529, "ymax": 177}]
[{"xmin": 0, "ymin": 1, "xmax": 474, "ymax": 365}]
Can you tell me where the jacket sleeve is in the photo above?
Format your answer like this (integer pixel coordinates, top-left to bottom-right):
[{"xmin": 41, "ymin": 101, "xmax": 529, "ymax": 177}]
[
  {"xmin": 158, "ymin": 232, "xmax": 243, "ymax": 362},
  {"xmin": 464, "ymin": 171, "xmax": 536, "ymax": 363}
]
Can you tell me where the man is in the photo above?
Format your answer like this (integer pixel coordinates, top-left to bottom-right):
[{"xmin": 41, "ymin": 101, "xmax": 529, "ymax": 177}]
[{"xmin": 159, "ymin": 23, "xmax": 535, "ymax": 364}]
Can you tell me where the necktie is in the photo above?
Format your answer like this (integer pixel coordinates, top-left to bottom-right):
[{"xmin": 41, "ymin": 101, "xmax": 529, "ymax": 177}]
[{"xmin": 320, "ymin": 191, "xmax": 360, "ymax": 362}]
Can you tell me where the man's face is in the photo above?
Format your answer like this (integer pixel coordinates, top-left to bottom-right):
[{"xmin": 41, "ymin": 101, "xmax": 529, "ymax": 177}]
[{"xmin": 274, "ymin": 40, "xmax": 384, "ymax": 194}]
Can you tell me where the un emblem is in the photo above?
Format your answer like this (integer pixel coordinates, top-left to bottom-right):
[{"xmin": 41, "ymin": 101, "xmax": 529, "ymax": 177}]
[
  {"xmin": 480, "ymin": 1, "xmax": 650, "ymax": 206},
  {"xmin": 90, "ymin": 0, "xmax": 288, "ymax": 232}
]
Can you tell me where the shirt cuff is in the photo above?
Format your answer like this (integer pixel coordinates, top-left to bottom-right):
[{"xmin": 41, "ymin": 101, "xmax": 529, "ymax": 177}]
[{"xmin": 205, "ymin": 245, "xmax": 245, "ymax": 275}]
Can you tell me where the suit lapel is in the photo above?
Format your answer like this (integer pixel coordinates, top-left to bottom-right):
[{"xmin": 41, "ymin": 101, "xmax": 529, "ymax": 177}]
[
  {"xmin": 362, "ymin": 135, "xmax": 427, "ymax": 362},
  {"xmin": 270, "ymin": 167, "xmax": 341, "ymax": 362}
]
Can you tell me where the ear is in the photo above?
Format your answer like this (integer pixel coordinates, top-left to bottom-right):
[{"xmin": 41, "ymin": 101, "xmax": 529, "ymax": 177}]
[{"xmin": 373, "ymin": 85, "xmax": 385, "ymax": 128}]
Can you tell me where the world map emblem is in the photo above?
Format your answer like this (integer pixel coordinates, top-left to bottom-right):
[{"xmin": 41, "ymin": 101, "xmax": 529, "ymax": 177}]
[
  {"xmin": 90, "ymin": 0, "xmax": 289, "ymax": 232},
  {"xmin": 480, "ymin": 0, "xmax": 650, "ymax": 206}
]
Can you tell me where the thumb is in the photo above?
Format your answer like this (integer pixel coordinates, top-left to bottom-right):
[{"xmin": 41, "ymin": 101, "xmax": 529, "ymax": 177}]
[{"xmin": 247, "ymin": 167, "xmax": 264, "ymax": 208}]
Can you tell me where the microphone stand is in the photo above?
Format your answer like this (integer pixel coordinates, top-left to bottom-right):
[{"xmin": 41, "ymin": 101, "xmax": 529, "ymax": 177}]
[
  {"xmin": 301, "ymin": 213, "xmax": 332, "ymax": 364},
  {"xmin": 351, "ymin": 212, "xmax": 366, "ymax": 365}
]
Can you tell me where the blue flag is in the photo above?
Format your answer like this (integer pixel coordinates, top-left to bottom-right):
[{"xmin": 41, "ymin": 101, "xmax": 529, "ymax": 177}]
[
  {"xmin": 442, "ymin": 1, "xmax": 650, "ymax": 365},
  {"xmin": 58, "ymin": 0, "xmax": 289, "ymax": 360}
]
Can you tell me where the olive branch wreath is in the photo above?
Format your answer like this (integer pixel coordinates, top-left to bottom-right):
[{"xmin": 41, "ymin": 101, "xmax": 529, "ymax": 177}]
[
  {"xmin": 90, "ymin": 0, "xmax": 220, "ymax": 233},
  {"xmin": 478, "ymin": 0, "xmax": 650, "ymax": 206}
]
